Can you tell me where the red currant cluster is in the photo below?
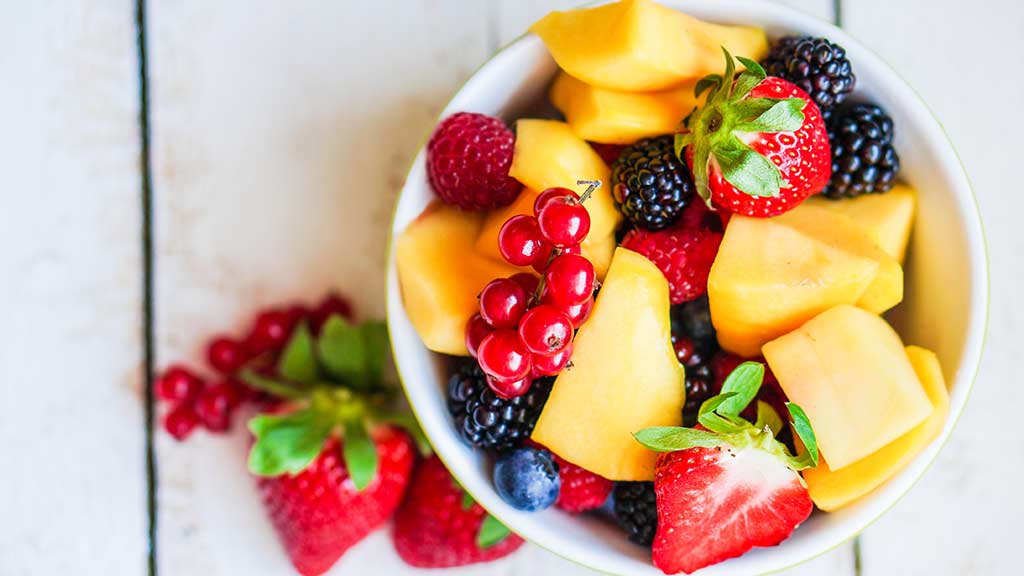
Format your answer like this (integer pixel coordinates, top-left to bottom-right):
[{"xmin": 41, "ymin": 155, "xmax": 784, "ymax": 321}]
[
  {"xmin": 466, "ymin": 187, "xmax": 598, "ymax": 399},
  {"xmin": 156, "ymin": 293, "xmax": 353, "ymax": 441}
]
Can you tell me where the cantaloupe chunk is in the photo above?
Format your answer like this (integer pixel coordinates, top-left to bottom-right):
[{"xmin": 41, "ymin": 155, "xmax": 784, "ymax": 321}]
[
  {"xmin": 762, "ymin": 306, "xmax": 933, "ymax": 471},
  {"xmin": 507, "ymin": 120, "xmax": 621, "ymax": 276},
  {"xmin": 806, "ymin": 185, "xmax": 916, "ymax": 263},
  {"xmin": 709, "ymin": 204, "xmax": 904, "ymax": 355},
  {"xmin": 549, "ymin": 72, "xmax": 702, "ymax": 144},
  {"xmin": 396, "ymin": 203, "xmax": 520, "ymax": 355},
  {"xmin": 531, "ymin": 248, "xmax": 685, "ymax": 481},
  {"xmin": 531, "ymin": 0, "xmax": 768, "ymax": 91},
  {"xmin": 802, "ymin": 345, "xmax": 949, "ymax": 511}
]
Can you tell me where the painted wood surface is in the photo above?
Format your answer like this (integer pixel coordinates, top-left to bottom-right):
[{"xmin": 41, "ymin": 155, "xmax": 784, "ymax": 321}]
[{"xmin": 0, "ymin": 1, "xmax": 147, "ymax": 575}]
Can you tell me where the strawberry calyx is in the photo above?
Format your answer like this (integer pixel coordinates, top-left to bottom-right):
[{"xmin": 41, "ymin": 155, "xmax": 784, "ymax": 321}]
[
  {"xmin": 460, "ymin": 487, "xmax": 514, "ymax": 549},
  {"xmin": 634, "ymin": 362, "xmax": 819, "ymax": 473},
  {"xmin": 675, "ymin": 48, "xmax": 808, "ymax": 206},
  {"xmin": 242, "ymin": 315, "xmax": 429, "ymax": 489}
]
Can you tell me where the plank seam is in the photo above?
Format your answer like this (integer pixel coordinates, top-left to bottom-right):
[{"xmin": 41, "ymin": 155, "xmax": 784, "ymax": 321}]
[{"xmin": 134, "ymin": 0, "xmax": 158, "ymax": 574}]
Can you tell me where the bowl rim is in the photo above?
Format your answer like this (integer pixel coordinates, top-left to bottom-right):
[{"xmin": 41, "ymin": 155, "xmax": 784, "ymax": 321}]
[{"xmin": 384, "ymin": 1, "xmax": 989, "ymax": 573}]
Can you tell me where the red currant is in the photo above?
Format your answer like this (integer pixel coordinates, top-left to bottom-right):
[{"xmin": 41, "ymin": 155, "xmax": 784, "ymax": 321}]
[
  {"xmin": 163, "ymin": 403, "xmax": 199, "ymax": 441},
  {"xmin": 465, "ymin": 313, "xmax": 493, "ymax": 359},
  {"xmin": 207, "ymin": 337, "xmax": 249, "ymax": 374},
  {"xmin": 312, "ymin": 292, "xmax": 353, "ymax": 332},
  {"xmin": 498, "ymin": 215, "xmax": 548, "ymax": 267},
  {"xmin": 477, "ymin": 329, "xmax": 532, "ymax": 383},
  {"xmin": 533, "ymin": 187, "xmax": 580, "ymax": 216},
  {"xmin": 486, "ymin": 374, "xmax": 532, "ymax": 399},
  {"xmin": 538, "ymin": 196, "xmax": 591, "ymax": 247},
  {"xmin": 544, "ymin": 254, "xmax": 596, "ymax": 306},
  {"xmin": 246, "ymin": 309, "xmax": 295, "ymax": 354},
  {"xmin": 478, "ymin": 278, "xmax": 527, "ymax": 329},
  {"xmin": 532, "ymin": 344, "xmax": 573, "ymax": 377},
  {"xmin": 194, "ymin": 382, "xmax": 239, "ymax": 432},
  {"xmin": 509, "ymin": 272, "xmax": 540, "ymax": 295},
  {"xmin": 518, "ymin": 305, "xmax": 573, "ymax": 355},
  {"xmin": 561, "ymin": 297, "xmax": 594, "ymax": 328},
  {"xmin": 155, "ymin": 365, "xmax": 203, "ymax": 403}
]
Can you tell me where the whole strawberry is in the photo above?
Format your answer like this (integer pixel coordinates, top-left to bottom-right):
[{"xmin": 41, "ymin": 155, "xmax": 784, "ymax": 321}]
[
  {"xmin": 621, "ymin": 226, "xmax": 722, "ymax": 304},
  {"xmin": 245, "ymin": 315, "xmax": 428, "ymax": 575},
  {"xmin": 635, "ymin": 362, "xmax": 819, "ymax": 575},
  {"xmin": 677, "ymin": 49, "xmax": 830, "ymax": 218},
  {"xmin": 427, "ymin": 112, "xmax": 521, "ymax": 211},
  {"xmin": 393, "ymin": 455, "xmax": 524, "ymax": 567},
  {"xmin": 256, "ymin": 429, "xmax": 415, "ymax": 576}
]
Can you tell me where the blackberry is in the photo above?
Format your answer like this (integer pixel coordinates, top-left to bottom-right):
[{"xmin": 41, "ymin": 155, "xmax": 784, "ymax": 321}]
[
  {"xmin": 762, "ymin": 36, "xmax": 855, "ymax": 118},
  {"xmin": 446, "ymin": 362, "xmax": 553, "ymax": 452},
  {"xmin": 675, "ymin": 295, "xmax": 715, "ymax": 343},
  {"xmin": 611, "ymin": 136, "xmax": 695, "ymax": 231},
  {"xmin": 821, "ymin": 103, "xmax": 901, "ymax": 199},
  {"xmin": 613, "ymin": 482, "xmax": 658, "ymax": 546},
  {"xmin": 671, "ymin": 296, "xmax": 719, "ymax": 426}
]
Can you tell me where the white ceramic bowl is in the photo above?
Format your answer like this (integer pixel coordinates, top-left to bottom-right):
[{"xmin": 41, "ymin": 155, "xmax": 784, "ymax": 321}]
[{"xmin": 386, "ymin": 1, "xmax": 988, "ymax": 573}]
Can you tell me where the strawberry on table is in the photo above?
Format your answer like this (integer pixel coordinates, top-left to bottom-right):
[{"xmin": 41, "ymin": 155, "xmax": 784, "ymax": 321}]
[
  {"xmin": 634, "ymin": 362, "xmax": 820, "ymax": 574},
  {"xmin": 677, "ymin": 49, "xmax": 831, "ymax": 218},
  {"xmin": 243, "ymin": 314, "xmax": 429, "ymax": 576},
  {"xmin": 393, "ymin": 455, "xmax": 524, "ymax": 567}
]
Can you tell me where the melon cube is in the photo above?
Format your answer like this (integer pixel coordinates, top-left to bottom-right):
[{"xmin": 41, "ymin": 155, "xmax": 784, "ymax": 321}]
[
  {"xmin": 806, "ymin": 184, "xmax": 916, "ymax": 263},
  {"xmin": 802, "ymin": 345, "xmax": 949, "ymax": 510},
  {"xmin": 762, "ymin": 305, "xmax": 933, "ymax": 471}
]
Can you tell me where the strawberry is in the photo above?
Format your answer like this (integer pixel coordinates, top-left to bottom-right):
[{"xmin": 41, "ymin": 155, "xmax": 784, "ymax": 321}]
[
  {"xmin": 257, "ymin": 428, "xmax": 415, "ymax": 576},
  {"xmin": 243, "ymin": 314, "xmax": 429, "ymax": 575},
  {"xmin": 393, "ymin": 455, "xmax": 524, "ymax": 567},
  {"xmin": 634, "ymin": 361, "xmax": 820, "ymax": 574},
  {"xmin": 677, "ymin": 49, "xmax": 831, "ymax": 218}
]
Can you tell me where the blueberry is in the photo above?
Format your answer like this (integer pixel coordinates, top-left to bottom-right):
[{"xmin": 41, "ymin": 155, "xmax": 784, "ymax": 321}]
[{"xmin": 493, "ymin": 447, "xmax": 560, "ymax": 512}]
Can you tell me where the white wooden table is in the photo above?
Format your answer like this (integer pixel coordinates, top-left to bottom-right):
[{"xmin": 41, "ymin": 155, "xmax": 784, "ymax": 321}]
[{"xmin": 1, "ymin": 1, "xmax": 1018, "ymax": 574}]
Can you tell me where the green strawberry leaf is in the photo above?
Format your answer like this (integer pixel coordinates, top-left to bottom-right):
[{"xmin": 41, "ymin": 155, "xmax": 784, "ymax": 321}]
[
  {"xmin": 240, "ymin": 369, "xmax": 308, "ymax": 399},
  {"xmin": 341, "ymin": 415, "xmax": 379, "ymax": 491},
  {"xmin": 694, "ymin": 74, "xmax": 722, "ymax": 99},
  {"xmin": 477, "ymin": 514, "xmax": 512, "ymax": 549},
  {"xmin": 278, "ymin": 322, "xmax": 319, "ymax": 384},
  {"xmin": 361, "ymin": 320, "xmax": 390, "ymax": 385},
  {"xmin": 696, "ymin": 392, "xmax": 746, "ymax": 434},
  {"xmin": 248, "ymin": 409, "xmax": 333, "ymax": 476},
  {"xmin": 731, "ymin": 71, "xmax": 762, "ymax": 102},
  {"xmin": 633, "ymin": 426, "xmax": 725, "ymax": 452},
  {"xmin": 713, "ymin": 136, "xmax": 783, "ymax": 198},
  {"xmin": 730, "ymin": 98, "xmax": 780, "ymax": 123},
  {"xmin": 735, "ymin": 98, "xmax": 806, "ymax": 134},
  {"xmin": 717, "ymin": 47, "xmax": 737, "ymax": 102},
  {"xmin": 787, "ymin": 402, "xmax": 819, "ymax": 468},
  {"xmin": 736, "ymin": 56, "xmax": 766, "ymax": 79},
  {"xmin": 755, "ymin": 400, "xmax": 784, "ymax": 436},
  {"xmin": 462, "ymin": 490, "xmax": 475, "ymax": 511},
  {"xmin": 317, "ymin": 316, "xmax": 379, "ymax": 389},
  {"xmin": 717, "ymin": 361, "xmax": 765, "ymax": 415}
]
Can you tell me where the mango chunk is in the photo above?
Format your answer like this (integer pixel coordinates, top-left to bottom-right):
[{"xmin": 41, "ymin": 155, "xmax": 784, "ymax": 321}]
[
  {"xmin": 763, "ymin": 305, "xmax": 933, "ymax": 471},
  {"xmin": 802, "ymin": 345, "xmax": 949, "ymax": 511},
  {"xmin": 508, "ymin": 119, "xmax": 621, "ymax": 275},
  {"xmin": 806, "ymin": 185, "xmax": 916, "ymax": 263},
  {"xmin": 709, "ymin": 203, "xmax": 904, "ymax": 355},
  {"xmin": 550, "ymin": 72, "xmax": 702, "ymax": 144},
  {"xmin": 396, "ymin": 203, "xmax": 520, "ymax": 355},
  {"xmin": 531, "ymin": 248, "xmax": 685, "ymax": 481},
  {"xmin": 531, "ymin": 0, "xmax": 768, "ymax": 91}
]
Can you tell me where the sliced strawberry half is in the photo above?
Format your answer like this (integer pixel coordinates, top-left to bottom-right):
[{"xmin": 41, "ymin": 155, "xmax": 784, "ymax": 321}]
[{"xmin": 634, "ymin": 362, "xmax": 820, "ymax": 574}]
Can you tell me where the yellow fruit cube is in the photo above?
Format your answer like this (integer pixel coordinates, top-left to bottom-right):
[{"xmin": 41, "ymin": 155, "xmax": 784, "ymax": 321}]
[
  {"xmin": 802, "ymin": 345, "xmax": 949, "ymax": 511},
  {"xmin": 806, "ymin": 185, "xmax": 916, "ymax": 263},
  {"xmin": 531, "ymin": 0, "xmax": 768, "ymax": 91},
  {"xmin": 762, "ymin": 305, "xmax": 933, "ymax": 471}
]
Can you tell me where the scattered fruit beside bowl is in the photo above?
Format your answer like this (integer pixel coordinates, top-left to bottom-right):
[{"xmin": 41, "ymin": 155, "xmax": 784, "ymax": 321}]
[{"xmin": 394, "ymin": 0, "xmax": 953, "ymax": 573}]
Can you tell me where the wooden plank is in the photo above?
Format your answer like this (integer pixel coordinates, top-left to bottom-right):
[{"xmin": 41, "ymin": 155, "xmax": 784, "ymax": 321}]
[
  {"xmin": 0, "ymin": 1, "xmax": 147, "ymax": 574},
  {"xmin": 843, "ymin": 1, "xmax": 1019, "ymax": 574}
]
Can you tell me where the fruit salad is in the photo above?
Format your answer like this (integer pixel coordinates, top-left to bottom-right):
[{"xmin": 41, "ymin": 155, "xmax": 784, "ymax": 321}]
[{"xmin": 396, "ymin": 0, "xmax": 946, "ymax": 573}]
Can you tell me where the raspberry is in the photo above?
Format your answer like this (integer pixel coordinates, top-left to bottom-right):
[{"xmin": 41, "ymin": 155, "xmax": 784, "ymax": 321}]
[
  {"xmin": 426, "ymin": 112, "xmax": 520, "ymax": 211},
  {"xmin": 553, "ymin": 454, "xmax": 612, "ymax": 513},
  {"xmin": 621, "ymin": 227, "xmax": 722, "ymax": 304}
]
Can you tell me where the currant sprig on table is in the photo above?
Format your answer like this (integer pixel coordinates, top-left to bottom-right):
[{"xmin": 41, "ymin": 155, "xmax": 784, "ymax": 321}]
[{"xmin": 467, "ymin": 182, "xmax": 601, "ymax": 399}]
